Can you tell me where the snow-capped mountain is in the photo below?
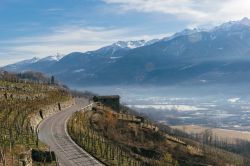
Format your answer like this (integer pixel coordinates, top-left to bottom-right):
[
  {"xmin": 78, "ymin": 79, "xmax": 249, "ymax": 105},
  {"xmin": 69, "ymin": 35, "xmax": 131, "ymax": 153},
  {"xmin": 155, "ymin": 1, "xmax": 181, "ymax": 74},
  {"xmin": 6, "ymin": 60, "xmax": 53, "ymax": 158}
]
[
  {"xmin": 163, "ymin": 17, "xmax": 250, "ymax": 42},
  {"xmin": 213, "ymin": 17, "xmax": 250, "ymax": 31},
  {"xmin": 3, "ymin": 57, "xmax": 40, "ymax": 71},
  {"xmin": 3, "ymin": 54, "xmax": 64, "ymax": 72},
  {"xmin": 3, "ymin": 18, "xmax": 250, "ymax": 86},
  {"xmin": 38, "ymin": 54, "xmax": 64, "ymax": 62},
  {"xmin": 2, "ymin": 40, "xmax": 155, "ymax": 73},
  {"xmin": 163, "ymin": 28, "xmax": 206, "ymax": 41},
  {"xmin": 16, "ymin": 57, "xmax": 40, "ymax": 65},
  {"xmin": 95, "ymin": 39, "xmax": 159, "ymax": 56},
  {"xmin": 113, "ymin": 39, "xmax": 159, "ymax": 49}
]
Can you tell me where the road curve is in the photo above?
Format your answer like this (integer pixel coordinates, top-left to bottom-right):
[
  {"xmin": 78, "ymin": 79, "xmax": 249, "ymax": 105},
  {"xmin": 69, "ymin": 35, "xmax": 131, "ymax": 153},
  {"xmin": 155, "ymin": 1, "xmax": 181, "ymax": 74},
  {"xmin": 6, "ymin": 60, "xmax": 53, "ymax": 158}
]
[{"xmin": 38, "ymin": 98, "xmax": 103, "ymax": 166}]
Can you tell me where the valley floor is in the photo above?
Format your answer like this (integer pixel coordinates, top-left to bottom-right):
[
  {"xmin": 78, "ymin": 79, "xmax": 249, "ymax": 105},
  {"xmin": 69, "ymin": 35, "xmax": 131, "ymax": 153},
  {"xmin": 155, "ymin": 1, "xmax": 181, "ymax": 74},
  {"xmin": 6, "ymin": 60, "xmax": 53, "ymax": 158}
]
[{"xmin": 172, "ymin": 125, "xmax": 250, "ymax": 143}]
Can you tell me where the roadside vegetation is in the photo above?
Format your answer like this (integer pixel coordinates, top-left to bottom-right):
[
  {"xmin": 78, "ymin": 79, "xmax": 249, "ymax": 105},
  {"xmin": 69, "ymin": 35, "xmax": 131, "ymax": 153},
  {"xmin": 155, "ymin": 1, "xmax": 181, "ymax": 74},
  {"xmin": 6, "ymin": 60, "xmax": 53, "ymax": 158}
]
[
  {"xmin": 68, "ymin": 103, "xmax": 249, "ymax": 166},
  {"xmin": 0, "ymin": 71, "xmax": 71, "ymax": 165}
]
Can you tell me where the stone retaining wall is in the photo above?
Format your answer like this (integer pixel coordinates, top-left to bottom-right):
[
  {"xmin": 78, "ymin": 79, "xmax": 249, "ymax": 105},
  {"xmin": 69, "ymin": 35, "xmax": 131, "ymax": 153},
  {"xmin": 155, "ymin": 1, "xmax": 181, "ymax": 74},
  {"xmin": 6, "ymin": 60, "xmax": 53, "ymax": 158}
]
[{"xmin": 29, "ymin": 98, "xmax": 75, "ymax": 132}]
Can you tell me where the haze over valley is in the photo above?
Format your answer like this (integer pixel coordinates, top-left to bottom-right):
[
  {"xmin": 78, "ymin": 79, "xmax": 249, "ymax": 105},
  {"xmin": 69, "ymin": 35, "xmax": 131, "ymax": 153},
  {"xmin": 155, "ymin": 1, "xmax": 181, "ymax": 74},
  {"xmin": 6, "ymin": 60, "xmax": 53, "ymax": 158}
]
[
  {"xmin": 4, "ymin": 18, "xmax": 250, "ymax": 134},
  {"xmin": 82, "ymin": 85, "xmax": 250, "ymax": 132},
  {"xmin": 2, "ymin": 1, "xmax": 250, "ymax": 165}
]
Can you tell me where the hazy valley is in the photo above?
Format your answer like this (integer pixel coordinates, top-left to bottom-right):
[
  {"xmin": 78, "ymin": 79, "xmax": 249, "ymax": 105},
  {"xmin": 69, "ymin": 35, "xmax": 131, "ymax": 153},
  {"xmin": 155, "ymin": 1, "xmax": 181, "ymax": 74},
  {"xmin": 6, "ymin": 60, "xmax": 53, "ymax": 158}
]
[
  {"xmin": 2, "ymin": 3, "xmax": 250, "ymax": 164},
  {"xmin": 80, "ymin": 85, "xmax": 250, "ymax": 131}
]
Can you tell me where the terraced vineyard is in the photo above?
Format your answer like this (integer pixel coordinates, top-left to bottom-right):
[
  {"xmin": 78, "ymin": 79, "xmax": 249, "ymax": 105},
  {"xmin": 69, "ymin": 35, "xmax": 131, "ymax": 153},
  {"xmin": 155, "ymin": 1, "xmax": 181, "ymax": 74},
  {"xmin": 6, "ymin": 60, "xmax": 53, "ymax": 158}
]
[
  {"xmin": 0, "ymin": 77, "xmax": 71, "ymax": 165},
  {"xmin": 68, "ymin": 103, "xmax": 249, "ymax": 166}
]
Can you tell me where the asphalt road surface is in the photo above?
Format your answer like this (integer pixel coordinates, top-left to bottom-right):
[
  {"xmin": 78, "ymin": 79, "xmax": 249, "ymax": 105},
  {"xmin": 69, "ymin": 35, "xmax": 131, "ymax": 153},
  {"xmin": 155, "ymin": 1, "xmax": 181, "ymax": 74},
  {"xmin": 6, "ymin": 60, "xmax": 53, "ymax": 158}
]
[{"xmin": 38, "ymin": 98, "xmax": 103, "ymax": 166}]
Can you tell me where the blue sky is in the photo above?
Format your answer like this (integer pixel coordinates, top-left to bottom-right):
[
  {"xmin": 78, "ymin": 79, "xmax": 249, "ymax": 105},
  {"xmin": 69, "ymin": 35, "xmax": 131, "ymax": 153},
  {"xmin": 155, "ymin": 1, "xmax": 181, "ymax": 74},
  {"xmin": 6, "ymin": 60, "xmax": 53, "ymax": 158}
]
[{"xmin": 1, "ymin": 0, "xmax": 250, "ymax": 66}]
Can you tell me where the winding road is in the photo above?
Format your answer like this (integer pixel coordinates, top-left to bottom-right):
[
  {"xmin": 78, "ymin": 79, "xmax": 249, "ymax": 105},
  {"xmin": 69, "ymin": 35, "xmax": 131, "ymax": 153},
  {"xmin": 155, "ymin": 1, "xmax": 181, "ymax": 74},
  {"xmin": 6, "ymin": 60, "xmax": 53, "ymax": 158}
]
[{"xmin": 38, "ymin": 98, "xmax": 103, "ymax": 166}]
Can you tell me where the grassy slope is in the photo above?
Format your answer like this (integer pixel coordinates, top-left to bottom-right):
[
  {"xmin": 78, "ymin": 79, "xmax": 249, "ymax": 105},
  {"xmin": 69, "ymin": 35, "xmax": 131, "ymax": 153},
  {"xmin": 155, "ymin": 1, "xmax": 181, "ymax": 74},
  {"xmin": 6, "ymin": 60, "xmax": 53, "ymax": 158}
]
[
  {"xmin": 68, "ymin": 108, "xmax": 248, "ymax": 166},
  {"xmin": 0, "ymin": 80, "xmax": 71, "ymax": 165}
]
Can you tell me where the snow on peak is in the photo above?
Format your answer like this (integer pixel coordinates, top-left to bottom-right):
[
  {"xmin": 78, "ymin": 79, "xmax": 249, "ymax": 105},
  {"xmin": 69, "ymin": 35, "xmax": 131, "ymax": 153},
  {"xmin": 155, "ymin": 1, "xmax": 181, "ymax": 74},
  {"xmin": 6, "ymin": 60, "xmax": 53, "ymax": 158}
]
[
  {"xmin": 145, "ymin": 39, "xmax": 159, "ymax": 45},
  {"xmin": 162, "ymin": 17, "xmax": 250, "ymax": 42},
  {"xmin": 96, "ymin": 39, "xmax": 159, "ymax": 56},
  {"xmin": 16, "ymin": 57, "xmax": 40, "ymax": 65},
  {"xmin": 39, "ymin": 54, "xmax": 64, "ymax": 62},
  {"xmin": 114, "ymin": 40, "xmax": 146, "ymax": 49},
  {"xmin": 239, "ymin": 17, "xmax": 250, "ymax": 26},
  {"xmin": 162, "ymin": 28, "xmax": 205, "ymax": 41},
  {"xmin": 213, "ymin": 17, "xmax": 250, "ymax": 32},
  {"xmin": 14, "ymin": 54, "xmax": 63, "ymax": 66},
  {"xmin": 113, "ymin": 39, "xmax": 159, "ymax": 49},
  {"xmin": 177, "ymin": 28, "xmax": 205, "ymax": 35},
  {"xmin": 29, "ymin": 57, "xmax": 40, "ymax": 63}
]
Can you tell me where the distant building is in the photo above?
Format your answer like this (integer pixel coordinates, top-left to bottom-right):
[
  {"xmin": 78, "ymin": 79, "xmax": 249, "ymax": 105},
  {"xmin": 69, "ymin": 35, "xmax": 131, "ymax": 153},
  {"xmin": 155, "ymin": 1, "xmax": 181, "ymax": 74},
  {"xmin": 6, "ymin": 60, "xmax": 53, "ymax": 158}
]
[{"xmin": 93, "ymin": 95, "xmax": 120, "ymax": 112}]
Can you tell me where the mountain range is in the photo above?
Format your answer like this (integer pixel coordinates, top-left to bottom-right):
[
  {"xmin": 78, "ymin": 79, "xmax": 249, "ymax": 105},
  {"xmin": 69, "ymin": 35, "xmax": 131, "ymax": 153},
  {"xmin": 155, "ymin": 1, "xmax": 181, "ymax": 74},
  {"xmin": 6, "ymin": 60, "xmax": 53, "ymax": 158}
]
[{"xmin": 3, "ymin": 18, "xmax": 250, "ymax": 86}]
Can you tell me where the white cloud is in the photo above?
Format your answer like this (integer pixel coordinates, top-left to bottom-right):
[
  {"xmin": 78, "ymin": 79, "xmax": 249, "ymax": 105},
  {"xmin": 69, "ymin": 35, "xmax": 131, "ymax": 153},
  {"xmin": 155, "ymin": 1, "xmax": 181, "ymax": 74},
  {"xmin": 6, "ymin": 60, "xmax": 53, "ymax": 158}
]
[{"xmin": 103, "ymin": 0, "xmax": 250, "ymax": 25}]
